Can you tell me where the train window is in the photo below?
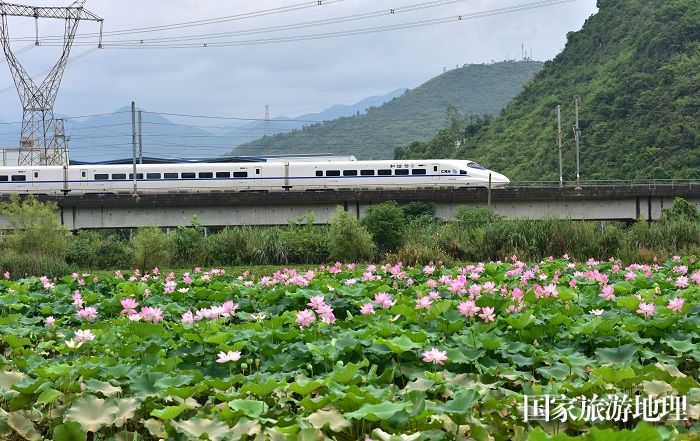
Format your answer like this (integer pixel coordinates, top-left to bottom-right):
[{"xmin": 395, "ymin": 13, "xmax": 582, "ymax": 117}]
[
  {"xmin": 181, "ymin": 172, "xmax": 196, "ymax": 179},
  {"xmin": 147, "ymin": 173, "xmax": 161, "ymax": 180},
  {"xmin": 94, "ymin": 174, "xmax": 109, "ymax": 181},
  {"xmin": 164, "ymin": 173, "xmax": 178, "ymax": 179},
  {"xmin": 128, "ymin": 173, "xmax": 144, "ymax": 180},
  {"xmin": 233, "ymin": 172, "xmax": 248, "ymax": 178},
  {"xmin": 112, "ymin": 174, "xmax": 127, "ymax": 180},
  {"xmin": 34, "ymin": 172, "xmax": 39, "ymax": 178},
  {"xmin": 360, "ymin": 170, "xmax": 375, "ymax": 176},
  {"xmin": 343, "ymin": 170, "xmax": 358, "ymax": 176},
  {"xmin": 81, "ymin": 171, "xmax": 86, "ymax": 178},
  {"xmin": 460, "ymin": 170, "xmax": 468, "ymax": 175},
  {"xmin": 467, "ymin": 162, "xmax": 487, "ymax": 170},
  {"xmin": 315, "ymin": 171, "xmax": 323, "ymax": 177},
  {"xmin": 434, "ymin": 166, "xmax": 438, "ymax": 172},
  {"xmin": 199, "ymin": 172, "xmax": 214, "ymax": 179},
  {"xmin": 326, "ymin": 170, "xmax": 340, "ymax": 177},
  {"xmin": 255, "ymin": 168, "xmax": 261, "ymax": 175},
  {"xmin": 378, "ymin": 169, "xmax": 391, "ymax": 176},
  {"xmin": 395, "ymin": 169, "xmax": 409, "ymax": 175},
  {"xmin": 216, "ymin": 172, "xmax": 231, "ymax": 178},
  {"xmin": 412, "ymin": 169, "xmax": 427, "ymax": 175},
  {"xmin": 0, "ymin": 176, "xmax": 7, "ymax": 181},
  {"xmin": 11, "ymin": 175, "xmax": 26, "ymax": 182}
]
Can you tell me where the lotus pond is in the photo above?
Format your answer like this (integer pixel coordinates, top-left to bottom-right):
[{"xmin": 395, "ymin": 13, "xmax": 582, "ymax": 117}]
[{"xmin": 0, "ymin": 257, "xmax": 698, "ymax": 440}]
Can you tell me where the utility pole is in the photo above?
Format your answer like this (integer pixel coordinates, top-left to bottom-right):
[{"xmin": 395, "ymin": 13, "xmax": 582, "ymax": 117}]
[
  {"xmin": 556, "ymin": 105, "xmax": 563, "ymax": 188},
  {"xmin": 131, "ymin": 101, "xmax": 137, "ymax": 194},
  {"xmin": 574, "ymin": 96, "xmax": 581, "ymax": 189},
  {"xmin": 138, "ymin": 110, "xmax": 143, "ymax": 164}
]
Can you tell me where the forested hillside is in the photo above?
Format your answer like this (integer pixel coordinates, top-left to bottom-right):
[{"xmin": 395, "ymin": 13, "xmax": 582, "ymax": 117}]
[
  {"xmin": 397, "ymin": 0, "xmax": 699, "ymax": 181},
  {"xmin": 234, "ymin": 61, "xmax": 542, "ymax": 159}
]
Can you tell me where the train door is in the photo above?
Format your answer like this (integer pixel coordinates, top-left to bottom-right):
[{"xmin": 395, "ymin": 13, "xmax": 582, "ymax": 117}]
[
  {"xmin": 31, "ymin": 170, "xmax": 40, "ymax": 188},
  {"xmin": 80, "ymin": 169, "xmax": 89, "ymax": 187},
  {"xmin": 283, "ymin": 162, "xmax": 291, "ymax": 191},
  {"xmin": 254, "ymin": 167, "xmax": 263, "ymax": 189}
]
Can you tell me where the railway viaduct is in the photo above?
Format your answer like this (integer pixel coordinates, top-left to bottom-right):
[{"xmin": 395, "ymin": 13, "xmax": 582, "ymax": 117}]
[{"xmin": 1, "ymin": 182, "xmax": 699, "ymax": 230}]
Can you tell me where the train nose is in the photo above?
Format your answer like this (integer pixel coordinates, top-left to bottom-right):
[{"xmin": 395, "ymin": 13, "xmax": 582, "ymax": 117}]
[{"xmin": 489, "ymin": 172, "xmax": 510, "ymax": 186}]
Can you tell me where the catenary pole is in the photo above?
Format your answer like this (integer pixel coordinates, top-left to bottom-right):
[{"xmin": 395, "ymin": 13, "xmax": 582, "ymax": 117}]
[
  {"xmin": 131, "ymin": 101, "xmax": 137, "ymax": 194},
  {"xmin": 574, "ymin": 96, "xmax": 581, "ymax": 190},
  {"xmin": 557, "ymin": 105, "xmax": 563, "ymax": 189}
]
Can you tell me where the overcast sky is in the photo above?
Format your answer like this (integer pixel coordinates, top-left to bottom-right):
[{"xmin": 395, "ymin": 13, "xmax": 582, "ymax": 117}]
[{"xmin": 0, "ymin": 0, "xmax": 598, "ymax": 124}]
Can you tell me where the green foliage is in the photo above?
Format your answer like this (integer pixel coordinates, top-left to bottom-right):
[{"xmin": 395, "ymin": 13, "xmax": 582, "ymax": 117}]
[
  {"xmin": 0, "ymin": 254, "xmax": 70, "ymax": 278},
  {"xmin": 662, "ymin": 197, "xmax": 700, "ymax": 222},
  {"xmin": 362, "ymin": 202, "xmax": 407, "ymax": 252},
  {"xmin": 234, "ymin": 61, "xmax": 542, "ymax": 159},
  {"xmin": 328, "ymin": 206, "xmax": 376, "ymax": 261},
  {"xmin": 454, "ymin": 206, "xmax": 504, "ymax": 228},
  {"xmin": 250, "ymin": 227, "xmax": 289, "ymax": 265},
  {"xmin": 401, "ymin": 201, "xmax": 436, "ymax": 220},
  {"xmin": 209, "ymin": 227, "xmax": 251, "ymax": 265},
  {"xmin": 400, "ymin": 0, "xmax": 700, "ymax": 181},
  {"xmin": 173, "ymin": 217, "xmax": 211, "ymax": 266},
  {"xmin": 67, "ymin": 231, "xmax": 130, "ymax": 269},
  {"xmin": 0, "ymin": 194, "xmax": 67, "ymax": 259},
  {"xmin": 131, "ymin": 227, "xmax": 174, "ymax": 270}
]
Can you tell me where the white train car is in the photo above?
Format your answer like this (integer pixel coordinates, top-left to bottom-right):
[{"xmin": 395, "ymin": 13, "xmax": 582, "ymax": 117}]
[{"xmin": 0, "ymin": 159, "xmax": 509, "ymax": 195}]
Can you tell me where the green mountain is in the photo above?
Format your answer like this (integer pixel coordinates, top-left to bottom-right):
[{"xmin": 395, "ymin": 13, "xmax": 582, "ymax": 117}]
[
  {"xmin": 397, "ymin": 0, "xmax": 700, "ymax": 181},
  {"xmin": 233, "ymin": 61, "xmax": 543, "ymax": 159}
]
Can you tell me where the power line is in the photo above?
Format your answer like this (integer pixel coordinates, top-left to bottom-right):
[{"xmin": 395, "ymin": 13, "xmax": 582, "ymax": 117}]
[
  {"xmin": 57, "ymin": 0, "xmax": 472, "ymax": 46},
  {"xmin": 9, "ymin": 0, "xmax": 349, "ymax": 42},
  {"xmin": 38, "ymin": 0, "xmax": 580, "ymax": 49}
]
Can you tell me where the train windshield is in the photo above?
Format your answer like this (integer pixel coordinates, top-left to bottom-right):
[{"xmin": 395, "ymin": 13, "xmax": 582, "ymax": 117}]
[{"xmin": 467, "ymin": 162, "xmax": 487, "ymax": 170}]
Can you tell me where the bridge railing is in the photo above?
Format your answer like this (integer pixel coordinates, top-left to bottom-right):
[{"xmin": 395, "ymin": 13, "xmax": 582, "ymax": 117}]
[{"xmin": 506, "ymin": 180, "xmax": 700, "ymax": 190}]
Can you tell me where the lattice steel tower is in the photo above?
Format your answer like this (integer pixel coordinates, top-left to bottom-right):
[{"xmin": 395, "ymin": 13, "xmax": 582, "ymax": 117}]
[{"xmin": 0, "ymin": 1, "xmax": 102, "ymax": 166}]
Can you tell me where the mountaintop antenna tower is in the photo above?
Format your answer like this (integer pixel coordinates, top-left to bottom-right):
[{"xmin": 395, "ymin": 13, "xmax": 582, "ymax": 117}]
[{"xmin": 0, "ymin": 1, "xmax": 102, "ymax": 166}]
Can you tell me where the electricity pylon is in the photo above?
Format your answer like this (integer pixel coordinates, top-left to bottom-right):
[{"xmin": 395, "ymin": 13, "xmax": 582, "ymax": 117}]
[{"xmin": 0, "ymin": 1, "xmax": 102, "ymax": 166}]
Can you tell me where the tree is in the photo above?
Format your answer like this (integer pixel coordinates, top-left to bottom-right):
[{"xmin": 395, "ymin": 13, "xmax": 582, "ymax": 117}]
[
  {"xmin": 0, "ymin": 194, "xmax": 67, "ymax": 259},
  {"xmin": 362, "ymin": 202, "xmax": 407, "ymax": 252},
  {"xmin": 328, "ymin": 207, "xmax": 375, "ymax": 261}
]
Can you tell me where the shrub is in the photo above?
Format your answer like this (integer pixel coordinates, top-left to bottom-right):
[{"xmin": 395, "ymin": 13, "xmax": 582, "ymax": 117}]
[
  {"xmin": 173, "ymin": 217, "xmax": 211, "ymax": 266},
  {"xmin": 362, "ymin": 201, "xmax": 407, "ymax": 252},
  {"xmin": 209, "ymin": 227, "xmax": 251, "ymax": 265},
  {"xmin": 67, "ymin": 230, "xmax": 103, "ymax": 268},
  {"xmin": 281, "ymin": 225, "xmax": 330, "ymax": 263},
  {"xmin": 0, "ymin": 194, "xmax": 67, "ymax": 259},
  {"xmin": 662, "ymin": 197, "xmax": 700, "ymax": 222},
  {"xmin": 0, "ymin": 255, "xmax": 70, "ymax": 278},
  {"xmin": 251, "ymin": 227, "xmax": 289, "ymax": 265},
  {"xmin": 454, "ymin": 206, "xmax": 504, "ymax": 228},
  {"xmin": 131, "ymin": 227, "xmax": 174, "ymax": 270},
  {"xmin": 329, "ymin": 206, "xmax": 375, "ymax": 261},
  {"xmin": 394, "ymin": 241, "xmax": 450, "ymax": 266},
  {"xmin": 401, "ymin": 201, "xmax": 436, "ymax": 220}
]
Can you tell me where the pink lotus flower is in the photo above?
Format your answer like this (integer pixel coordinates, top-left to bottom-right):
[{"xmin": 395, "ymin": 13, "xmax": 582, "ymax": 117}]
[
  {"xmin": 296, "ymin": 309, "xmax": 316, "ymax": 329},
  {"xmin": 422, "ymin": 347, "xmax": 448, "ymax": 365},
  {"xmin": 415, "ymin": 296, "xmax": 433, "ymax": 310},
  {"xmin": 3, "ymin": 271, "xmax": 10, "ymax": 280},
  {"xmin": 76, "ymin": 307, "xmax": 98, "ymax": 322},
  {"xmin": 44, "ymin": 316, "xmax": 55, "ymax": 327},
  {"xmin": 479, "ymin": 306, "xmax": 496, "ymax": 322},
  {"xmin": 676, "ymin": 276, "xmax": 689, "ymax": 289},
  {"xmin": 183, "ymin": 274, "xmax": 193, "ymax": 285},
  {"xmin": 221, "ymin": 301, "xmax": 239, "ymax": 317},
  {"xmin": 423, "ymin": 265, "xmax": 435, "ymax": 275},
  {"xmin": 217, "ymin": 351, "xmax": 242, "ymax": 363},
  {"xmin": 691, "ymin": 270, "xmax": 700, "ymax": 285},
  {"xmin": 374, "ymin": 293, "xmax": 396, "ymax": 309},
  {"xmin": 360, "ymin": 303, "xmax": 375, "ymax": 315},
  {"xmin": 457, "ymin": 300, "xmax": 480, "ymax": 318},
  {"xmin": 599, "ymin": 285, "xmax": 616, "ymax": 301},
  {"xmin": 468, "ymin": 284, "xmax": 482, "ymax": 298},
  {"xmin": 667, "ymin": 298, "xmax": 684, "ymax": 313},
  {"xmin": 637, "ymin": 302, "xmax": 655, "ymax": 317},
  {"xmin": 140, "ymin": 306, "xmax": 163, "ymax": 323},
  {"xmin": 120, "ymin": 298, "xmax": 138, "ymax": 315},
  {"xmin": 307, "ymin": 296, "xmax": 325, "ymax": 310},
  {"xmin": 181, "ymin": 310, "xmax": 194, "ymax": 324},
  {"xmin": 74, "ymin": 329, "xmax": 95, "ymax": 342},
  {"xmin": 543, "ymin": 284, "xmax": 558, "ymax": 298}
]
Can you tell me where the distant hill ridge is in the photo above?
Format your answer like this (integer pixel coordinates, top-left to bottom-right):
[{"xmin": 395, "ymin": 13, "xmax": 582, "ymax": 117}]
[
  {"xmin": 398, "ymin": 0, "xmax": 700, "ymax": 181},
  {"xmin": 233, "ymin": 61, "xmax": 543, "ymax": 159}
]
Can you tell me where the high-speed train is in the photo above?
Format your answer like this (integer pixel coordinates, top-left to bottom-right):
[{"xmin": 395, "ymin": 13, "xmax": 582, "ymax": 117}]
[{"xmin": 0, "ymin": 159, "xmax": 509, "ymax": 195}]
